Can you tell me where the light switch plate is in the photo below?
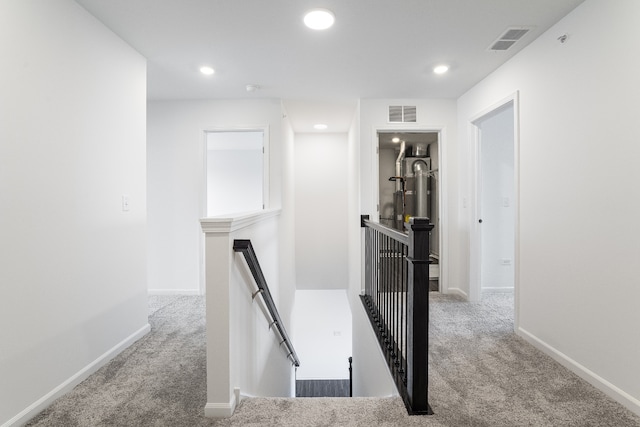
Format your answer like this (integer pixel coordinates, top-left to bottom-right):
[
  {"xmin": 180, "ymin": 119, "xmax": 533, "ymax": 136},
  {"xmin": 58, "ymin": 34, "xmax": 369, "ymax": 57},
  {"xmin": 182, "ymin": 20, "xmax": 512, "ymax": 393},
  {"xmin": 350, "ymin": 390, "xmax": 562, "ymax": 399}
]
[{"xmin": 122, "ymin": 195, "xmax": 130, "ymax": 212}]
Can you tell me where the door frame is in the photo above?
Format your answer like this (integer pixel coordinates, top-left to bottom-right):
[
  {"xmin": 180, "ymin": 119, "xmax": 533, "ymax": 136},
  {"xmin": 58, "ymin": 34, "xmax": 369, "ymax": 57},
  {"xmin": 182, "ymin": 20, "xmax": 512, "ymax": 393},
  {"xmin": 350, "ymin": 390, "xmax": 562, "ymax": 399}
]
[
  {"xmin": 373, "ymin": 124, "xmax": 448, "ymax": 293},
  {"xmin": 468, "ymin": 91, "xmax": 520, "ymax": 328}
]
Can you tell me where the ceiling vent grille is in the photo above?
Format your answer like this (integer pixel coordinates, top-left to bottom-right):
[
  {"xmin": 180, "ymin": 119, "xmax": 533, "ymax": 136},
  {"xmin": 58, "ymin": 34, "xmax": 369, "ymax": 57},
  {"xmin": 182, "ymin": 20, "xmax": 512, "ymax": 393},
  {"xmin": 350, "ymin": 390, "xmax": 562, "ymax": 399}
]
[
  {"xmin": 489, "ymin": 27, "xmax": 531, "ymax": 51},
  {"xmin": 389, "ymin": 105, "xmax": 417, "ymax": 123}
]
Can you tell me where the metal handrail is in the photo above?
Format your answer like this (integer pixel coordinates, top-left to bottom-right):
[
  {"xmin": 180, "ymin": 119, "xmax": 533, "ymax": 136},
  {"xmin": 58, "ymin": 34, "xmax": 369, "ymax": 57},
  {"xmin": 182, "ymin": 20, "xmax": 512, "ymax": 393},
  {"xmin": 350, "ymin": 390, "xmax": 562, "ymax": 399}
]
[
  {"xmin": 362, "ymin": 217, "xmax": 409, "ymax": 246},
  {"xmin": 233, "ymin": 239, "xmax": 301, "ymax": 367}
]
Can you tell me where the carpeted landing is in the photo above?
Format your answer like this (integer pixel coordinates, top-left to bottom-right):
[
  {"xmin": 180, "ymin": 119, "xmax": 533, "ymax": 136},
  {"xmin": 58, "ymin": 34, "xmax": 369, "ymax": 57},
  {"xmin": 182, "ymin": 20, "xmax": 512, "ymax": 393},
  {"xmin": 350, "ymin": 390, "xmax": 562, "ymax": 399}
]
[{"xmin": 26, "ymin": 293, "xmax": 640, "ymax": 426}]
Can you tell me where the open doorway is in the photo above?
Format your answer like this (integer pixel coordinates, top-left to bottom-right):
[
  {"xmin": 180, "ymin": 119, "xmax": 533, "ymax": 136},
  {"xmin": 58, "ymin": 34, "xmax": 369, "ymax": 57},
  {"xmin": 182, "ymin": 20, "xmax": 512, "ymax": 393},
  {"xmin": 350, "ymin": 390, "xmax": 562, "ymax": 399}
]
[
  {"xmin": 378, "ymin": 131, "xmax": 440, "ymax": 291},
  {"xmin": 470, "ymin": 94, "xmax": 518, "ymax": 326},
  {"xmin": 204, "ymin": 129, "xmax": 267, "ymax": 216},
  {"xmin": 477, "ymin": 104, "xmax": 515, "ymax": 293}
]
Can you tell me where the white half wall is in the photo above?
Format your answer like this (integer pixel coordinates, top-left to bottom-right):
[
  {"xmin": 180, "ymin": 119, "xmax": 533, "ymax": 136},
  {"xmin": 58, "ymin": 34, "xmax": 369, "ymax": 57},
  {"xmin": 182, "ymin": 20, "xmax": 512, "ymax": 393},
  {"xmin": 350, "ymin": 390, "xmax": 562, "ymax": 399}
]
[
  {"xmin": 457, "ymin": 0, "xmax": 640, "ymax": 415},
  {"xmin": 147, "ymin": 99, "xmax": 284, "ymax": 294},
  {"xmin": 201, "ymin": 210, "xmax": 295, "ymax": 417},
  {"xmin": 0, "ymin": 1, "xmax": 148, "ymax": 425}
]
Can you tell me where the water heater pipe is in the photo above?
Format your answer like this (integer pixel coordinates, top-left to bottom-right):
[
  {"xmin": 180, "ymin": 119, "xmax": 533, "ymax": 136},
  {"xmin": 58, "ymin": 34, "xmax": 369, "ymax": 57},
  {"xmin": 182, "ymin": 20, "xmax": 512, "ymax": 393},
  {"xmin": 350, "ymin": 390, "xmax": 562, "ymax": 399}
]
[
  {"xmin": 395, "ymin": 141, "xmax": 406, "ymax": 192},
  {"xmin": 413, "ymin": 159, "xmax": 430, "ymax": 218}
]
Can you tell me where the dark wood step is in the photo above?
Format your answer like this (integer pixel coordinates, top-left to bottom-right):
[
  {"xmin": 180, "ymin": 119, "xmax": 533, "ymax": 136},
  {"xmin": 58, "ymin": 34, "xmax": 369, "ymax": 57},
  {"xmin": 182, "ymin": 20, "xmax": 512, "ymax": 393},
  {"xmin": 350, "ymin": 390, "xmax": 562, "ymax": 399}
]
[{"xmin": 295, "ymin": 379, "xmax": 350, "ymax": 398}]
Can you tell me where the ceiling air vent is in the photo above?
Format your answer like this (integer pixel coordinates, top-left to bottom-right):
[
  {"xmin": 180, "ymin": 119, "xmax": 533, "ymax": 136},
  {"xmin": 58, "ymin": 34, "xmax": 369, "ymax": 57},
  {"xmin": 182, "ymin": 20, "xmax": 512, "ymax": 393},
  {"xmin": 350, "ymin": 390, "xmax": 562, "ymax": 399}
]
[
  {"xmin": 389, "ymin": 105, "xmax": 417, "ymax": 123},
  {"xmin": 489, "ymin": 27, "xmax": 531, "ymax": 51}
]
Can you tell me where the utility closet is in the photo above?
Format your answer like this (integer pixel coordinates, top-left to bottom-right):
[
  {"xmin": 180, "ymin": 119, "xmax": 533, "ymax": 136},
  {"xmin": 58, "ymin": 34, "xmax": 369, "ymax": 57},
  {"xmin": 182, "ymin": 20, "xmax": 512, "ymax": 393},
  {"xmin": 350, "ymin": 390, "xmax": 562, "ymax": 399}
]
[{"xmin": 378, "ymin": 132, "xmax": 440, "ymax": 288}]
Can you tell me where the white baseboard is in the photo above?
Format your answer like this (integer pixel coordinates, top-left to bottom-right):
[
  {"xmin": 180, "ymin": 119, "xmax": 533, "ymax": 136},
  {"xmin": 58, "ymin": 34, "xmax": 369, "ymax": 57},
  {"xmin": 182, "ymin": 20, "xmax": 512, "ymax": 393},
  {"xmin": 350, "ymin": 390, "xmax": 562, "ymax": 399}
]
[
  {"xmin": 481, "ymin": 287, "xmax": 514, "ymax": 293},
  {"xmin": 204, "ymin": 391, "xmax": 237, "ymax": 418},
  {"xmin": 446, "ymin": 287, "xmax": 468, "ymax": 299},
  {"xmin": 518, "ymin": 327, "xmax": 640, "ymax": 417},
  {"xmin": 238, "ymin": 389, "xmax": 255, "ymax": 400},
  {"xmin": 148, "ymin": 289, "xmax": 201, "ymax": 296},
  {"xmin": 2, "ymin": 323, "xmax": 151, "ymax": 427}
]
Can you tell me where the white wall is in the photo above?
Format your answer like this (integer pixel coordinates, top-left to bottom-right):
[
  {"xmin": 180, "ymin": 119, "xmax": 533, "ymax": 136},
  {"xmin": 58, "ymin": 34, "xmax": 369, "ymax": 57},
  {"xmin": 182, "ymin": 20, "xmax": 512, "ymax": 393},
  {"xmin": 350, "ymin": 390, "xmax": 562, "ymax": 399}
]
[
  {"xmin": 147, "ymin": 99, "xmax": 284, "ymax": 294},
  {"xmin": 478, "ymin": 105, "xmax": 515, "ymax": 291},
  {"xmin": 0, "ymin": 1, "xmax": 148, "ymax": 425},
  {"xmin": 346, "ymin": 101, "xmax": 361, "ymax": 306},
  {"xmin": 294, "ymin": 133, "xmax": 348, "ymax": 290},
  {"xmin": 349, "ymin": 99, "xmax": 458, "ymax": 398},
  {"xmin": 278, "ymin": 107, "xmax": 297, "ymax": 335},
  {"xmin": 292, "ymin": 290, "xmax": 352, "ymax": 379},
  {"xmin": 457, "ymin": 0, "xmax": 640, "ymax": 414},
  {"xmin": 351, "ymin": 300, "xmax": 398, "ymax": 397},
  {"xmin": 358, "ymin": 99, "xmax": 459, "ymax": 292}
]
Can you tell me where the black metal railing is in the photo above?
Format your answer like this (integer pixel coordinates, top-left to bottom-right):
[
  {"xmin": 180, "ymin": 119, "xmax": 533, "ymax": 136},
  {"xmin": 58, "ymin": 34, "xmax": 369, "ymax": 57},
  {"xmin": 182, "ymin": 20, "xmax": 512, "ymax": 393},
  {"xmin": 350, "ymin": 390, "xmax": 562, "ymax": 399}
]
[
  {"xmin": 233, "ymin": 239, "xmax": 300, "ymax": 367},
  {"xmin": 360, "ymin": 215, "xmax": 433, "ymax": 415}
]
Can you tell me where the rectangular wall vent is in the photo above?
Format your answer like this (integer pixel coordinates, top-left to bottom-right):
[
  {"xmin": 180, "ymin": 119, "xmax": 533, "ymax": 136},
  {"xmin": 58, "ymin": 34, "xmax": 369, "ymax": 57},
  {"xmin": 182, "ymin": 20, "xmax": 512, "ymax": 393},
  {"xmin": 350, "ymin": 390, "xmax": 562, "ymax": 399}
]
[
  {"xmin": 489, "ymin": 27, "xmax": 531, "ymax": 51},
  {"xmin": 389, "ymin": 106, "xmax": 403, "ymax": 122},
  {"xmin": 403, "ymin": 106, "xmax": 416, "ymax": 122},
  {"xmin": 389, "ymin": 105, "xmax": 417, "ymax": 123}
]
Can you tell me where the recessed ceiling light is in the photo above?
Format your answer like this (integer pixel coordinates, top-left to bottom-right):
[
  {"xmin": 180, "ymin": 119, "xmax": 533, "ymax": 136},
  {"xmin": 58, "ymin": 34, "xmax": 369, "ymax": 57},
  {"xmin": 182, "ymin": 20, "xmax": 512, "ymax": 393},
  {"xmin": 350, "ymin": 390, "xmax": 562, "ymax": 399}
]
[
  {"xmin": 200, "ymin": 66, "xmax": 215, "ymax": 75},
  {"xmin": 314, "ymin": 124, "xmax": 328, "ymax": 130},
  {"xmin": 304, "ymin": 9, "xmax": 335, "ymax": 30},
  {"xmin": 392, "ymin": 137, "xmax": 400, "ymax": 143},
  {"xmin": 433, "ymin": 65, "xmax": 449, "ymax": 75}
]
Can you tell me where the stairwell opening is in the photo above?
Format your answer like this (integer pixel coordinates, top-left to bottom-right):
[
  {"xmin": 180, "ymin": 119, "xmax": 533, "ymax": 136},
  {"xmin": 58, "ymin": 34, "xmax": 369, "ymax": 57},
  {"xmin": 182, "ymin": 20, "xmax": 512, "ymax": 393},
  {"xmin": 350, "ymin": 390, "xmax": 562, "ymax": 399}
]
[{"xmin": 292, "ymin": 290, "xmax": 353, "ymax": 397}]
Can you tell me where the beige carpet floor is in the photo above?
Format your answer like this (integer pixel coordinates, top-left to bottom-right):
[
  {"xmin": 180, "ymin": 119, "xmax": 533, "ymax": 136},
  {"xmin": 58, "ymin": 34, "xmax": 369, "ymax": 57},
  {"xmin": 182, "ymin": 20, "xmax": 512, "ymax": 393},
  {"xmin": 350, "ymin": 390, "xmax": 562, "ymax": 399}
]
[{"xmin": 25, "ymin": 293, "xmax": 640, "ymax": 426}]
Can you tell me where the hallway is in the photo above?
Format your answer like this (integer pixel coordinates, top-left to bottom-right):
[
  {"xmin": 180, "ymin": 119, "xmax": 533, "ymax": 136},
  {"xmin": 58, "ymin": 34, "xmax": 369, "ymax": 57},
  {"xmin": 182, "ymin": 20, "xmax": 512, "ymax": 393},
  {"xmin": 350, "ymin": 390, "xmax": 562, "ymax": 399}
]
[{"xmin": 25, "ymin": 293, "xmax": 640, "ymax": 426}]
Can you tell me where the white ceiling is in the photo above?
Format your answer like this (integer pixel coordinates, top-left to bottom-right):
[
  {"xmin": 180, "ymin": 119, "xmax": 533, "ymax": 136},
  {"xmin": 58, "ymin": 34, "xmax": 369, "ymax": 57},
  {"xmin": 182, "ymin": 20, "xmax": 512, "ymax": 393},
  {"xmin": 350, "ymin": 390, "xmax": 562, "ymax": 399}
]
[{"xmin": 75, "ymin": 0, "xmax": 585, "ymax": 131}]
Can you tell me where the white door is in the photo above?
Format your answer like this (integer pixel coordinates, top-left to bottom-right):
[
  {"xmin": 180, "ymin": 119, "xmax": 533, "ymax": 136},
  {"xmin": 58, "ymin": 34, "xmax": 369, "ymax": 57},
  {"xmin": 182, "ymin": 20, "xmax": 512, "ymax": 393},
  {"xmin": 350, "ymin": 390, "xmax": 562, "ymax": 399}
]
[{"xmin": 477, "ymin": 104, "xmax": 515, "ymax": 293}]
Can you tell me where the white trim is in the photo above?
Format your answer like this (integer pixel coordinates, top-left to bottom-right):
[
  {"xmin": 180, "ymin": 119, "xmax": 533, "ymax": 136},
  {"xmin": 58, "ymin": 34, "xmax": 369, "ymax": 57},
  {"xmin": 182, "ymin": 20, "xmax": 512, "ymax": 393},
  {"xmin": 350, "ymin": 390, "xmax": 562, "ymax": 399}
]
[
  {"xmin": 518, "ymin": 327, "xmax": 640, "ymax": 417},
  {"xmin": 204, "ymin": 393, "xmax": 238, "ymax": 418},
  {"xmin": 238, "ymin": 389, "xmax": 255, "ymax": 400},
  {"xmin": 200, "ymin": 208, "xmax": 281, "ymax": 234},
  {"xmin": 446, "ymin": 287, "xmax": 468, "ymax": 299},
  {"xmin": 2, "ymin": 324, "xmax": 150, "ymax": 427},
  {"xmin": 468, "ymin": 121, "xmax": 482, "ymax": 303},
  {"xmin": 481, "ymin": 287, "xmax": 514, "ymax": 293},
  {"xmin": 148, "ymin": 289, "xmax": 202, "ymax": 296}
]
